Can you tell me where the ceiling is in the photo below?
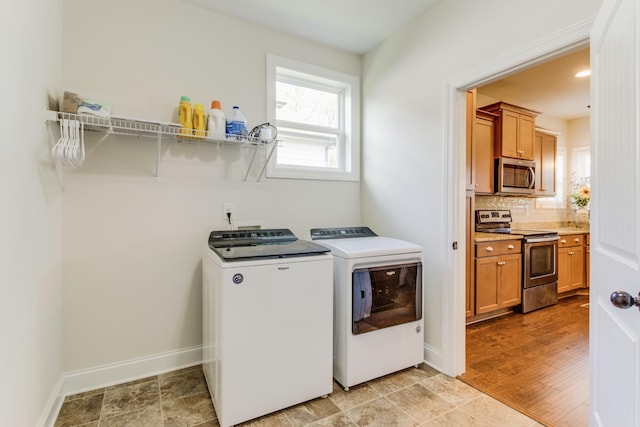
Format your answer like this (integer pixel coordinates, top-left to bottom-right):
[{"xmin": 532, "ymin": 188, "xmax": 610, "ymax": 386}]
[
  {"xmin": 478, "ymin": 48, "xmax": 591, "ymax": 121},
  {"xmin": 185, "ymin": 0, "xmax": 440, "ymax": 54},
  {"xmin": 185, "ymin": 0, "xmax": 590, "ymax": 121}
]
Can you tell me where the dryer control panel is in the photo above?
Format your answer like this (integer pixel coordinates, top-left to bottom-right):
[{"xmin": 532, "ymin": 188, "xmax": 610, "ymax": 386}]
[{"xmin": 310, "ymin": 227, "xmax": 377, "ymax": 240}]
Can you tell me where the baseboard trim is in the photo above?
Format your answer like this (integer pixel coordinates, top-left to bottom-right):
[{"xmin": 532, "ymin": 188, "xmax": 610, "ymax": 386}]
[
  {"xmin": 42, "ymin": 346, "xmax": 203, "ymax": 427},
  {"xmin": 423, "ymin": 343, "xmax": 442, "ymax": 373},
  {"xmin": 63, "ymin": 345, "xmax": 203, "ymax": 396},
  {"xmin": 38, "ymin": 375, "xmax": 65, "ymax": 427}
]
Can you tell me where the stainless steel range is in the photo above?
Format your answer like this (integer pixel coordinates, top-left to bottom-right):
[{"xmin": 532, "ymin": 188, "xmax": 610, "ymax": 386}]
[{"xmin": 475, "ymin": 210, "xmax": 559, "ymax": 313}]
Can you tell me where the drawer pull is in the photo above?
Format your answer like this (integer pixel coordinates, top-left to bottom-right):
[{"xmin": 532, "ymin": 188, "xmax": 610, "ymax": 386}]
[
  {"xmin": 560, "ymin": 239, "xmax": 567, "ymax": 244},
  {"xmin": 568, "ymin": 251, "xmax": 576, "ymax": 255},
  {"xmin": 497, "ymin": 261, "xmax": 506, "ymax": 266},
  {"xmin": 507, "ymin": 244, "xmax": 515, "ymax": 250},
  {"xmin": 574, "ymin": 238, "xmax": 580, "ymax": 243},
  {"xmin": 485, "ymin": 246, "xmax": 494, "ymax": 252}
]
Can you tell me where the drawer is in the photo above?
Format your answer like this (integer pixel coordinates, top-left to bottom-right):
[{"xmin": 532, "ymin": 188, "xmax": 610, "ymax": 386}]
[
  {"xmin": 558, "ymin": 235, "xmax": 583, "ymax": 247},
  {"xmin": 476, "ymin": 240, "xmax": 521, "ymax": 257}
]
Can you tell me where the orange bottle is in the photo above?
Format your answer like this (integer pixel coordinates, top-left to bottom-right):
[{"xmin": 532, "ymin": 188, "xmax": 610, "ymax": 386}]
[
  {"xmin": 193, "ymin": 103, "xmax": 206, "ymax": 139},
  {"xmin": 178, "ymin": 96, "xmax": 193, "ymax": 138}
]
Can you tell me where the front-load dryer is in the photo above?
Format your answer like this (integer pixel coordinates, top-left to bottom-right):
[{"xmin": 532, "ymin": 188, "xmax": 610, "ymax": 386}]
[{"xmin": 310, "ymin": 227, "xmax": 424, "ymax": 390}]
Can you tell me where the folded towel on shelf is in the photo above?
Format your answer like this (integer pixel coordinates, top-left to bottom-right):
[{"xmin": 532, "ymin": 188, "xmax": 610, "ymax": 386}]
[{"xmin": 77, "ymin": 101, "xmax": 112, "ymax": 118}]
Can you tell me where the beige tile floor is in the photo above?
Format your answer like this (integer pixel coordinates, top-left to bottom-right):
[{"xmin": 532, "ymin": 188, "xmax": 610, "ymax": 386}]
[{"xmin": 54, "ymin": 364, "xmax": 543, "ymax": 426}]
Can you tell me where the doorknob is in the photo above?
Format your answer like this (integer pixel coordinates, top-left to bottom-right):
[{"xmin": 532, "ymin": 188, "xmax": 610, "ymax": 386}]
[{"xmin": 610, "ymin": 291, "xmax": 640, "ymax": 310}]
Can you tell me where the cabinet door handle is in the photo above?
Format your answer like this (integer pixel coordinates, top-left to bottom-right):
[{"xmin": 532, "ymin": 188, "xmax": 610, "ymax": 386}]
[
  {"xmin": 497, "ymin": 261, "xmax": 506, "ymax": 266},
  {"xmin": 568, "ymin": 251, "xmax": 576, "ymax": 255},
  {"xmin": 485, "ymin": 246, "xmax": 494, "ymax": 252},
  {"xmin": 507, "ymin": 244, "xmax": 515, "ymax": 250}
]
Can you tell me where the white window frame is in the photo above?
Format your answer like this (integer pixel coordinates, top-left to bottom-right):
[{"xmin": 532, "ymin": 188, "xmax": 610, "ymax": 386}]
[{"xmin": 266, "ymin": 54, "xmax": 360, "ymax": 181}]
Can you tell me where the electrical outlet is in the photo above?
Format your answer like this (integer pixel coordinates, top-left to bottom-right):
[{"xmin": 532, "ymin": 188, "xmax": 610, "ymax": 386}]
[{"xmin": 223, "ymin": 202, "xmax": 235, "ymax": 220}]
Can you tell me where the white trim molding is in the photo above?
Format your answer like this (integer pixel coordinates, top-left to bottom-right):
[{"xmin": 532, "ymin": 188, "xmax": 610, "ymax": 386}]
[
  {"xmin": 40, "ymin": 346, "xmax": 203, "ymax": 427},
  {"xmin": 442, "ymin": 18, "xmax": 594, "ymax": 377}
]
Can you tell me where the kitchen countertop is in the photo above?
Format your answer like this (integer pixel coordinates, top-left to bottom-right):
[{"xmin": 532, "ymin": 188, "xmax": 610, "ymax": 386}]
[{"xmin": 474, "ymin": 227, "xmax": 589, "ymax": 242}]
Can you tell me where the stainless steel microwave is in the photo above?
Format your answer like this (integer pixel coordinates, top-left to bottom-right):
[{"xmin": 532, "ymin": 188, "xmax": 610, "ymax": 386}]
[{"xmin": 495, "ymin": 157, "xmax": 536, "ymax": 195}]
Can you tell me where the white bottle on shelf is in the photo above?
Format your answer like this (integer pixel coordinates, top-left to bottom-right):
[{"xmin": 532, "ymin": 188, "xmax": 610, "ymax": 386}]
[
  {"xmin": 225, "ymin": 105, "xmax": 247, "ymax": 137},
  {"xmin": 207, "ymin": 100, "xmax": 226, "ymax": 139}
]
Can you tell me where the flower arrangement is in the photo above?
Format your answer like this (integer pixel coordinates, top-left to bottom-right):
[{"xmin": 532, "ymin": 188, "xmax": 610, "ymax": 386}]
[
  {"xmin": 571, "ymin": 185, "xmax": 590, "ymax": 208},
  {"xmin": 569, "ymin": 176, "xmax": 590, "ymax": 210}
]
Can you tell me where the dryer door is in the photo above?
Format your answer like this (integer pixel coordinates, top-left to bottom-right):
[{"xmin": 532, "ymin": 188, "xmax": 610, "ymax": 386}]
[{"xmin": 352, "ymin": 262, "xmax": 422, "ymax": 335}]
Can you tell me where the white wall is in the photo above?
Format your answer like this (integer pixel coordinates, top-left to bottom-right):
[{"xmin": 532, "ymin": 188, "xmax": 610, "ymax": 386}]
[
  {"xmin": 568, "ymin": 116, "xmax": 591, "ymax": 148},
  {"xmin": 61, "ymin": 0, "xmax": 361, "ymax": 374},
  {"xmin": 0, "ymin": 0, "xmax": 64, "ymax": 425},
  {"xmin": 361, "ymin": 0, "xmax": 602, "ymax": 371}
]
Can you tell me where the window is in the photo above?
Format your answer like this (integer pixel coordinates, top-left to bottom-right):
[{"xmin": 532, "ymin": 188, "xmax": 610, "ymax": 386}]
[
  {"xmin": 571, "ymin": 147, "xmax": 591, "ymax": 185},
  {"xmin": 266, "ymin": 55, "xmax": 360, "ymax": 181}
]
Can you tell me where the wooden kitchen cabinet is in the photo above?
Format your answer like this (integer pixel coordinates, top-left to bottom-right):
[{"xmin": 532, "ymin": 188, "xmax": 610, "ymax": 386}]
[
  {"xmin": 558, "ymin": 234, "xmax": 585, "ymax": 293},
  {"xmin": 534, "ymin": 131, "xmax": 557, "ymax": 197},
  {"xmin": 466, "ymin": 90, "xmax": 476, "ymax": 191},
  {"xmin": 466, "ymin": 191, "xmax": 475, "ymax": 317},
  {"xmin": 482, "ymin": 102, "xmax": 539, "ymax": 161},
  {"xmin": 585, "ymin": 233, "xmax": 590, "ymax": 287},
  {"xmin": 475, "ymin": 240, "xmax": 522, "ymax": 314},
  {"xmin": 475, "ymin": 110, "xmax": 498, "ymax": 194}
]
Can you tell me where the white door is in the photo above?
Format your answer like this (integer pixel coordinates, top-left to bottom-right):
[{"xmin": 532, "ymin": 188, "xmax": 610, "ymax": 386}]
[{"xmin": 590, "ymin": 0, "xmax": 640, "ymax": 425}]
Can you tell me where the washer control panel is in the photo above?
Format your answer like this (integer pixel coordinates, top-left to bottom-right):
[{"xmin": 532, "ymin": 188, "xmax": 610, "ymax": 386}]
[{"xmin": 208, "ymin": 229, "xmax": 297, "ymax": 248}]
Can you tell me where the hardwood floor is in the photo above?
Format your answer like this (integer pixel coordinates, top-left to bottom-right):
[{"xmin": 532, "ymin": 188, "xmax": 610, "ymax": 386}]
[{"xmin": 458, "ymin": 295, "xmax": 589, "ymax": 427}]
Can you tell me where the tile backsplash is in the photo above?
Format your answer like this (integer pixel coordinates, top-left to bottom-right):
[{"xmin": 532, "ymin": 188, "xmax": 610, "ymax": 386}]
[{"xmin": 475, "ymin": 195, "xmax": 587, "ymax": 228}]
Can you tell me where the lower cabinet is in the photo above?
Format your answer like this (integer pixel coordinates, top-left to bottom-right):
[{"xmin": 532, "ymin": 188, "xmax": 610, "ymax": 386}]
[
  {"xmin": 557, "ymin": 234, "xmax": 585, "ymax": 293},
  {"xmin": 474, "ymin": 240, "xmax": 522, "ymax": 315},
  {"xmin": 585, "ymin": 234, "xmax": 590, "ymax": 288}
]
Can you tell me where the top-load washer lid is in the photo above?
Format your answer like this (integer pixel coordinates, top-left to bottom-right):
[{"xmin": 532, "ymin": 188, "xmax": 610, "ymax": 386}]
[
  {"xmin": 208, "ymin": 228, "xmax": 330, "ymax": 261},
  {"xmin": 309, "ymin": 227, "xmax": 422, "ymax": 258}
]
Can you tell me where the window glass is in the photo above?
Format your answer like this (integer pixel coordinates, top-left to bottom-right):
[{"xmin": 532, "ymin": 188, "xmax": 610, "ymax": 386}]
[
  {"xmin": 276, "ymin": 82, "xmax": 339, "ymax": 128},
  {"xmin": 266, "ymin": 55, "xmax": 359, "ymax": 181}
]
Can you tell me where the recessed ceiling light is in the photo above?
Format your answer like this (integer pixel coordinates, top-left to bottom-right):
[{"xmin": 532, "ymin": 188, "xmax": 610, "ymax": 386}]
[{"xmin": 575, "ymin": 69, "xmax": 591, "ymax": 78}]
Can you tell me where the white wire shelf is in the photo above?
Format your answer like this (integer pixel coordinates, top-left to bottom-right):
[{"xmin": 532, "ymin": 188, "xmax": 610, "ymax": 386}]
[
  {"xmin": 49, "ymin": 110, "xmax": 272, "ymax": 145},
  {"xmin": 45, "ymin": 110, "xmax": 278, "ymax": 180}
]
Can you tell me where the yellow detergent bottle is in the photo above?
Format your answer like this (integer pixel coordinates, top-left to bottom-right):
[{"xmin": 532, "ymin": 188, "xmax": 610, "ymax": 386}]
[
  {"xmin": 178, "ymin": 96, "xmax": 193, "ymax": 138},
  {"xmin": 193, "ymin": 103, "xmax": 206, "ymax": 139}
]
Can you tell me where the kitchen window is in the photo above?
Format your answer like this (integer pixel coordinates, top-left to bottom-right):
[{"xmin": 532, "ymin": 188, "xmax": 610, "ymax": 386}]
[{"xmin": 266, "ymin": 55, "xmax": 360, "ymax": 181}]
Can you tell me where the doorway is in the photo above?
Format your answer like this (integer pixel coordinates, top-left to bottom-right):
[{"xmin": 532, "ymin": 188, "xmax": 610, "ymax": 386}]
[{"xmin": 442, "ymin": 19, "xmax": 593, "ymax": 426}]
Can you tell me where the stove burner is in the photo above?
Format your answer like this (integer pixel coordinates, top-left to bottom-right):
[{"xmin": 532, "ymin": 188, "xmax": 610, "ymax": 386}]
[{"xmin": 475, "ymin": 210, "xmax": 558, "ymax": 240}]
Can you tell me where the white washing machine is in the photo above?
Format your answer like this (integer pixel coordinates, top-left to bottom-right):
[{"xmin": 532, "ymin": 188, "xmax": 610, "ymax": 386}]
[
  {"xmin": 202, "ymin": 229, "xmax": 333, "ymax": 427},
  {"xmin": 310, "ymin": 227, "xmax": 424, "ymax": 390}
]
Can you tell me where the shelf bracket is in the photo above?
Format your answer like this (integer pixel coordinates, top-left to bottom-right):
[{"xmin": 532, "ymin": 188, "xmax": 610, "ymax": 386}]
[
  {"xmin": 155, "ymin": 133, "xmax": 161, "ymax": 177},
  {"xmin": 256, "ymin": 141, "xmax": 278, "ymax": 182}
]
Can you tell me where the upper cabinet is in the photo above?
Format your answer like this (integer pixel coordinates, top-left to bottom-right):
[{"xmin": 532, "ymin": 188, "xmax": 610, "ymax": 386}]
[
  {"xmin": 534, "ymin": 131, "xmax": 557, "ymax": 196},
  {"xmin": 474, "ymin": 110, "xmax": 498, "ymax": 194},
  {"xmin": 482, "ymin": 102, "xmax": 539, "ymax": 161},
  {"xmin": 466, "ymin": 90, "xmax": 477, "ymax": 191},
  {"xmin": 466, "ymin": 90, "xmax": 497, "ymax": 194}
]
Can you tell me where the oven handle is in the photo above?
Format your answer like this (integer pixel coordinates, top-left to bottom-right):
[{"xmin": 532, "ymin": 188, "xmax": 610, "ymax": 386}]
[{"xmin": 524, "ymin": 236, "xmax": 559, "ymax": 243}]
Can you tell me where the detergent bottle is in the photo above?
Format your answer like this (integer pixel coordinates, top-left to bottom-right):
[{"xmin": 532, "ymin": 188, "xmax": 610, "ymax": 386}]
[
  {"xmin": 207, "ymin": 100, "xmax": 226, "ymax": 139},
  {"xmin": 178, "ymin": 96, "xmax": 193, "ymax": 138},
  {"xmin": 225, "ymin": 106, "xmax": 247, "ymax": 137},
  {"xmin": 193, "ymin": 103, "xmax": 206, "ymax": 139}
]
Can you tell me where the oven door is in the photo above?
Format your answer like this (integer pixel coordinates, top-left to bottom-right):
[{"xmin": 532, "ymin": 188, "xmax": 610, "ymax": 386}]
[
  {"xmin": 523, "ymin": 238, "xmax": 558, "ymax": 288},
  {"xmin": 352, "ymin": 262, "xmax": 422, "ymax": 335}
]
